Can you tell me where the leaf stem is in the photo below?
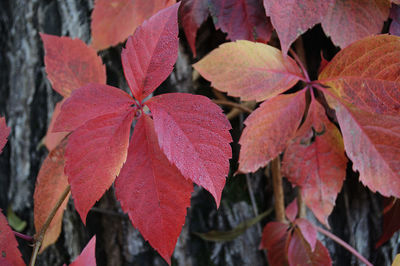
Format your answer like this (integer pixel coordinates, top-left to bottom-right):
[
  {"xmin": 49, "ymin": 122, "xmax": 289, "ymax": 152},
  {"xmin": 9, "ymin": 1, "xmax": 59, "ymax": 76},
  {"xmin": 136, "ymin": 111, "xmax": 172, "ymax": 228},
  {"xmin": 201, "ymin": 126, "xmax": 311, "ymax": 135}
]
[
  {"xmin": 212, "ymin": 99, "xmax": 253, "ymax": 114},
  {"xmin": 316, "ymin": 226, "xmax": 373, "ymax": 266},
  {"xmin": 271, "ymin": 157, "xmax": 286, "ymax": 223},
  {"xmin": 29, "ymin": 185, "xmax": 71, "ymax": 266},
  {"xmin": 13, "ymin": 231, "xmax": 34, "ymax": 242},
  {"xmin": 289, "ymin": 48, "xmax": 310, "ymax": 83}
]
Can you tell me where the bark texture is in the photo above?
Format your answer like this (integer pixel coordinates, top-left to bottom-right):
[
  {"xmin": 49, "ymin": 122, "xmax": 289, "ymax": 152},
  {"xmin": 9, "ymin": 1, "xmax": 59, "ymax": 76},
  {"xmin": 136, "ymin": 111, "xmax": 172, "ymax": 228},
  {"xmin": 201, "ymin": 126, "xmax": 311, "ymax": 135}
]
[{"xmin": 0, "ymin": 0, "xmax": 398, "ymax": 265}]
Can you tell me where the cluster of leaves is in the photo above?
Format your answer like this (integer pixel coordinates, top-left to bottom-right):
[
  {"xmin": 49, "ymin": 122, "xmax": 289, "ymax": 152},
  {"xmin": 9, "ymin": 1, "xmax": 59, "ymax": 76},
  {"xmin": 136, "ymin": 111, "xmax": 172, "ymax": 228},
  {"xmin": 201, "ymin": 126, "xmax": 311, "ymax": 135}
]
[{"xmin": 1, "ymin": 0, "xmax": 400, "ymax": 265}]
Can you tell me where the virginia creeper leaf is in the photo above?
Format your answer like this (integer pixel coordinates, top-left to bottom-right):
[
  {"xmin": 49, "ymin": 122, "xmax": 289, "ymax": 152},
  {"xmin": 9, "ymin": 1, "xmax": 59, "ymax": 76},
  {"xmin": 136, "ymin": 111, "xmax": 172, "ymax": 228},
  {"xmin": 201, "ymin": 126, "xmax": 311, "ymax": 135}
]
[
  {"xmin": 0, "ymin": 117, "xmax": 10, "ymax": 154},
  {"xmin": 54, "ymin": 84, "xmax": 134, "ymax": 132},
  {"xmin": 34, "ymin": 140, "xmax": 70, "ymax": 252},
  {"xmin": 41, "ymin": 33, "xmax": 106, "ymax": 98},
  {"xmin": 65, "ymin": 110, "xmax": 136, "ymax": 223},
  {"xmin": 260, "ymin": 221, "xmax": 289, "ymax": 266},
  {"xmin": 329, "ymin": 98, "xmax": 400, "ymax": 198},
  {"xmin": 0, "ymin": 210, "xmax": 24, "ymax": 266},
  {"xmin": 115, "ymin": 114, "xmax": 193, "ymax": 264},
  {"xmin": 209, "ymin": 0, "xmax": 273, "ymax": 43},
  {"xmin": 193, "ymin": 40, "xmax": 303, "ymax": 102},
  {"xmin": 295, "ymin": 218, "xmax": 317, "ymax": 252},
  {"xmin": 390, "ymin": 4, "xmax": 400, "ymax": 36},
  {"xmin": 91, "ymin": 0, "xmax": 175, "ymax": 50},
  {"xmin": 285, "ymin": 199, "xmax": 298, "ymax": 222},
  {"xmin": 376, "ymin": 198, "xmax": 400, "ymax": 247},
  {"xmin": 239, "ymin": 90, "xmax": 306, "ymax": 173},
  {"xmin": 263, "ymin": 0, "xmax": 334, "ymax": 55},
  {"xmin": 282, "ymin": 100, "xmax": 347, "ymax": 225},
  {"xmin": 121, "ymin": 3, "xmax": 179, "ymax": 102},
  {"xmin": 287, "ymin": 229, "xmax": 331, "ymax": 266},
  {"xmin": 44, "ymin": 100, "xmax": 69, "ymax": 151},
  {"xmin": 69, "ymin": 236, "xmax": 96, "ymax": 266},
  {"xmin": 321, "ymin": 0, "xmax": 390, "ymax": 49},
  {"xmin": 319, "ymin": 35, "xmax": 400, "ymax": 115},
  {"xmin": 147, "ymin": 93, "xmax": 232, "ymax": 207},
  {"xmin": 179, "ymin": 0, "xmax": 210, "ymax": 57}
]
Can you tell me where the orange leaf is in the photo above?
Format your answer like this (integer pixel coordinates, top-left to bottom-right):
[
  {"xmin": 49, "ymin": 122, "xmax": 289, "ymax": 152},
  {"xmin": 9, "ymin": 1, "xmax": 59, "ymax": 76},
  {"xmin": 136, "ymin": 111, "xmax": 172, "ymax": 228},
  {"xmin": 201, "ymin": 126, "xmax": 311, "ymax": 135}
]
[
  {"xmin": 34, "ymin": 140, "xmax": 70, "ymax": 252},
  {"xmin": 319, "ymin": 35, "xmax": 400, "ymax": 115},
  {"xmin": 321, "ymin": 0, "xmax": 390, "ymax": 48},
  {"xmin": 329, "ymin": 97, "xmax": 400, "ymax": 198},
  {"xmin": 43, "ymin": 100, "xmax": 69, "ymax": 151},
  {"xmin": 282, "ymin": 99, "xmax": 347, "ymax": 225},
  {"xmin": 91, "ymin": 0, "xmax": 175, "ymax": 50},
  {"xmin": 41, "ymin": 33, "xmax": 106, "ymax": 98},
  {"xmin": 194, "ymin": 40, "xmax": 303, "ymax": 102},
  {"xmin": 239, "ymin": 90, "xmax": 306, "ymax": 173}
]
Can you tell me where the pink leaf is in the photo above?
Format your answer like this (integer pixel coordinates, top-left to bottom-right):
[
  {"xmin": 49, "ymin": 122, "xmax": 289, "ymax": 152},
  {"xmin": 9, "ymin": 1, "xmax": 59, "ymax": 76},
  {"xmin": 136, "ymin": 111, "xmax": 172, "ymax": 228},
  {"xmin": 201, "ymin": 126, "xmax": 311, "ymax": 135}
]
[
  {"xmin": 0, "ymin": 210, "xmax": 25, "ymax": 266},
  {"xmin": 295, "ymin": 218, "xmax": 317, "ymax": 252},
  {"xmin": 70, "ymin": 236, "xmax": 96, "ymax": 266},
  {"xmin": 41, "ymin": 33, "xmax": 106, "ymax": 97},
  {"xmin": 282, "ymin": 99, "xmax": 347, "ymax": 225},
  {"xmin": 263, "ymin": 0, "xmax": 334, "ymax": 55},
  {"xmin": 209, "ymin": 0, "xmax": 273, "ymax": 43},
  {"xmin": 54, "ymin": 84, "xmax": 134, "ymax": 132},
  {"xmin": 115, "ymin": 114, "xmax": 192, "ymax": 264},
  {"xmin": 321, "ymin": 0, "xmax": 390, "ymax": 48},
  {"xmin": 0, "ymin": 117, "xmax": 10, "ymax": 154},
  {"xmin": 147, "ymin": 93, "xmax": 232, "ymax": 207},
  {"xmin": 179, "ymin": 0, "xmax": 210, "ymax": 57},
  {"xmin": 260, "ymin": 221, "xmax": 289, "ymax": 266},
  {"xmin": 65, "ymin": 110, "xmax": 136, "ymax": 223},
  {"xmin": 285, "ymin": 199, "xmax": 298, "ymax": 222},
  {"xmin": 239, "ymin": 90, "xmax": 306, "ymax": 173},
  {"xmin": 121, "ymin": 3, "xmax": 180, "ymax": 102},
  {"xmin": 91, "ymin": 0, "xmax": 175, "ymax": 50}
]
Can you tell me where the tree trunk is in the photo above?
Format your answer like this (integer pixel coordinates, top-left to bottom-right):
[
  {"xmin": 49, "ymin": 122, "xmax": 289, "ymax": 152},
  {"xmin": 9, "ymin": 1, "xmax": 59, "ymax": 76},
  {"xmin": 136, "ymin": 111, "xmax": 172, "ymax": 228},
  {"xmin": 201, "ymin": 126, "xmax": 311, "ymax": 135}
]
[{"xmin": 0, "ymin": 1, "xmax": 398, "ymax": 265}]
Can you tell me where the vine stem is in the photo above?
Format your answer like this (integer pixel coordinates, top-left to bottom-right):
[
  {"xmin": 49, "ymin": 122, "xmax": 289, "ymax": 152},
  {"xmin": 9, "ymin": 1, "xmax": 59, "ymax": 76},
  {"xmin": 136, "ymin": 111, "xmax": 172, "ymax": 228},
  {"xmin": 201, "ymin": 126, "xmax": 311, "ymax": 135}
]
[
  {"xmin": 29, "ymin": 185, "xmax": 71, "ymax": 266},
  {"xmin": 316, "ymin": 226, "xmax": 373, "ymax": 266},
  {"xmin": 271, "ymin": 157, "xmax": 286, "ymax": 222},
  {"xmin": 212, "ymin": 99, "xmax": 253, "ymax": 114}
]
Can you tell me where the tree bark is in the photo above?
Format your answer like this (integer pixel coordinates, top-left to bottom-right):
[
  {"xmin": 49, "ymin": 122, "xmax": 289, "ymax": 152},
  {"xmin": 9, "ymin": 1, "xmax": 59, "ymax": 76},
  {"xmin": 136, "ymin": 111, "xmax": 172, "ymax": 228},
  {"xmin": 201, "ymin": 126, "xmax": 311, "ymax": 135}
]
[{"xmin": 0, "ymin": 1, "xmax": 398, "ymax": 265}]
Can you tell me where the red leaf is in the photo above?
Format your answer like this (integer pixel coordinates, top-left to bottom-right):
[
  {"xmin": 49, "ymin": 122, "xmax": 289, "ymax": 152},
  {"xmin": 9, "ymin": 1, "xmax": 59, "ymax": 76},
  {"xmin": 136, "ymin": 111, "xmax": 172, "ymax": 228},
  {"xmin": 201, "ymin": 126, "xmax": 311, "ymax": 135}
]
[
  {"xmin": 91, "ymin": 0, "xmax": 175, "ymax": 50},
  {"xmin": 179, "ymin": 0, "xmax": 209, "ymax": 57},
  {"xmin": 54, "ymin": 84, "xmax": 134, "ymax": 132},
  {"xmin": 263, "ymin": 0, "xmax": 334, "ymax": 55},
  {"xmin": 239, "ymin": 90, "xmax": 306, "ymax": 173},
  {"xmin": 390, "ymin": 4, "xmax": 400, "ymax": 36},
  {"xmin": 295, "ymin": 218, "xmax": 317, "ymax": 252},
  {"xmin": 260, "ymin": 222, "xmax": 289, "ymax": 266},
  {"xmin": 41, "ymin": 33, "xmax": 106, "ymax": 98},
  {"xmin": 329, "ymin": 98, "xmax": 400, "ymax": 198},
  {"xmin": 287, "ymin": 228, "xmax": 331, "ymax": 266},
  {"xmin": 0, "ymin": 117, "xmax": 10, "ymax": 154},
  {"xmin": 34, "ymin": 140, "xmax": 70, "ymax": 252},
  {"xmin": 65, "ymin": 110, "xmax": 136, "ymax": 223},
  {"xmin": 115, "ymin": 114, "xmax": 192, "ymax": 264},
  {"xmin": 147, "ymin": 93, "xmax": 232, "ymax": 207},
  {"xmin": 70, "ymin": 236, "xmax": 96, "ymax": 266},
  {"xmin": 376, "ymin": 199, "xmax": 400, "ymax": 247},
  {"xmin": 282, "ymin": 99, "xmax": 347, "ymax": 225},
  {"xmin": 321, "ymin": 0, "xmax": 390, "ymax": 48},
  {"xmin": 319, "ymin": 35, "xmax": 400, "ymax": 116},
  {"xmin": 43, "ymin": 100, "xmax": 69, "ymax": 151},
  {"xmin": 0, "ymin": 210, "xmax": 24, "ymax": 266},
  {"xmin": 193, "ymin": 40, "xmax": 303, "ymax": 102},
  {"xmin": 121, "ymin": 3, "xmax": 180, "ymax": 102},
  {"xmin": 285, "ymin": 199, "xmax": 298, "ymax": 222},
  {"xmin": 209, "ymin": 0, "xmax": 272, "ymax": 43}
]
